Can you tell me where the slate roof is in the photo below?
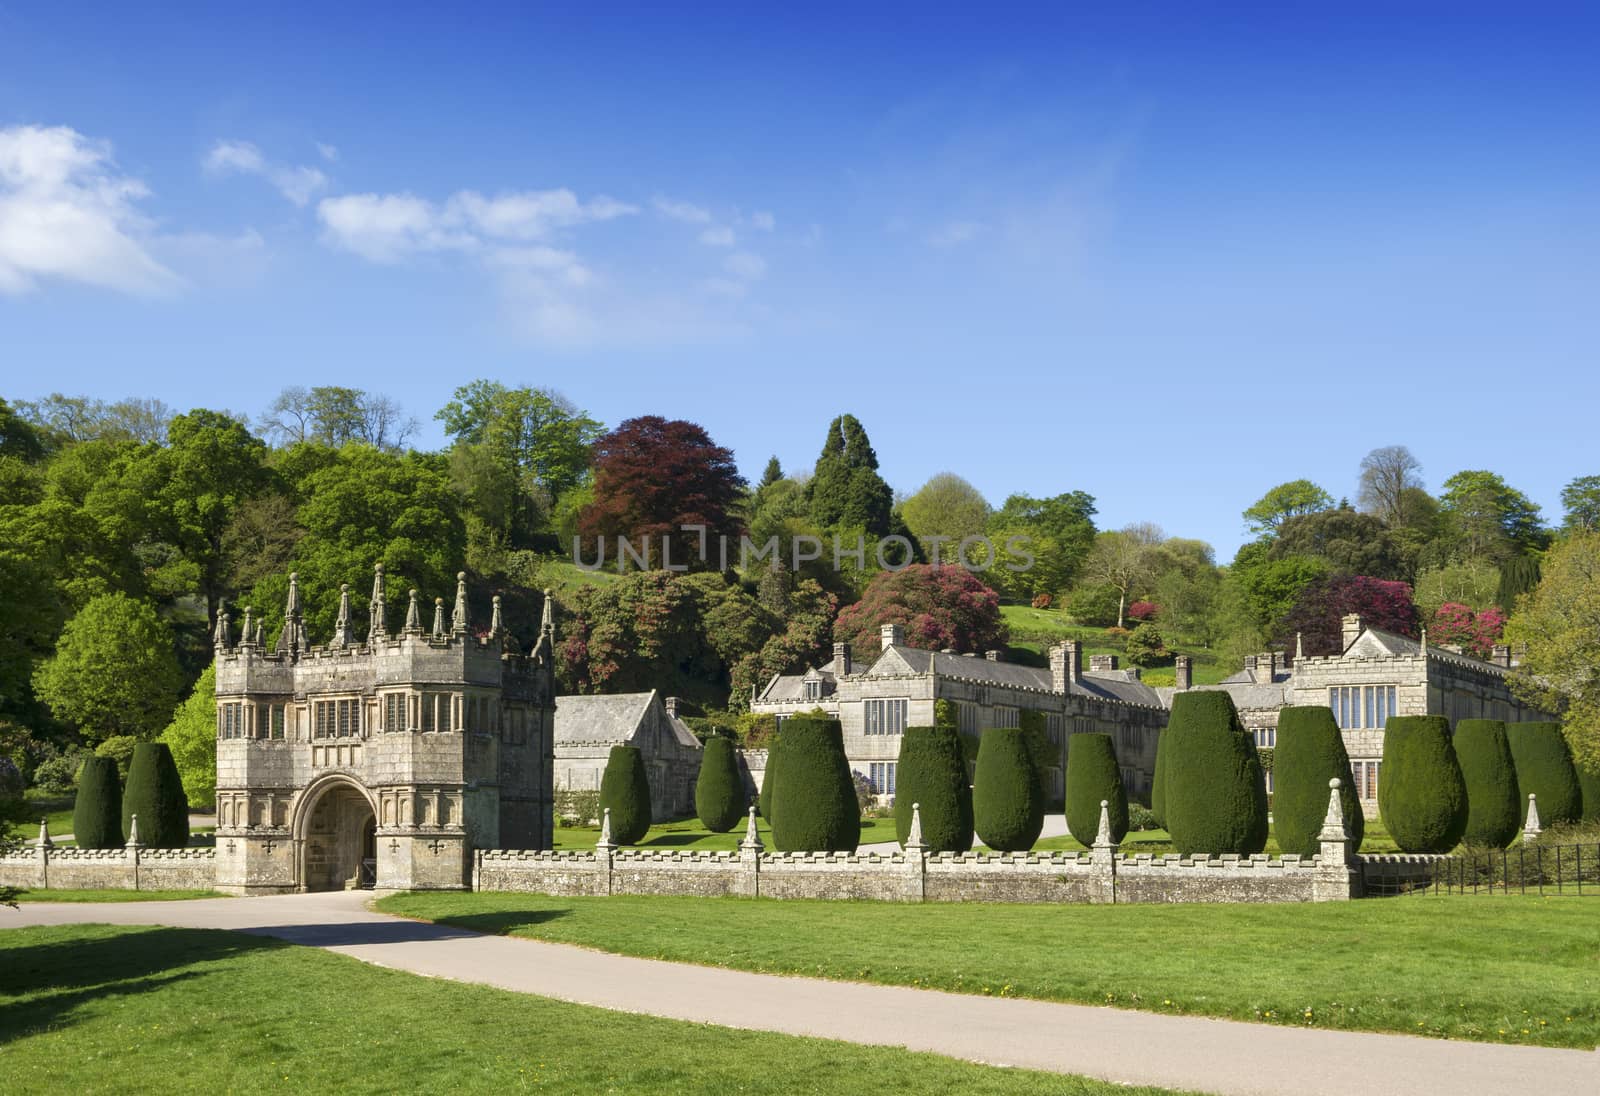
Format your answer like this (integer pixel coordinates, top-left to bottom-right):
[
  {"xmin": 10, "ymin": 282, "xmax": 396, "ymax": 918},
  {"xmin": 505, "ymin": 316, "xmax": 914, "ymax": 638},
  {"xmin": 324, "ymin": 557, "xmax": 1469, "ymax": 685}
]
[{"xmin": 555, "ymin": 690, "xmax": 700, "ymax": 750}]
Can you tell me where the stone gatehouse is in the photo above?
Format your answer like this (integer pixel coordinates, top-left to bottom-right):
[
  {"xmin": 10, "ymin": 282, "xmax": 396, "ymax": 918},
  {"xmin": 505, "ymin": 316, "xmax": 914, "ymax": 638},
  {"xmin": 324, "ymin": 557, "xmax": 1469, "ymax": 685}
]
[{"xmin": 211, "ymin": 566, "xmax": 557, "ymax": 894}]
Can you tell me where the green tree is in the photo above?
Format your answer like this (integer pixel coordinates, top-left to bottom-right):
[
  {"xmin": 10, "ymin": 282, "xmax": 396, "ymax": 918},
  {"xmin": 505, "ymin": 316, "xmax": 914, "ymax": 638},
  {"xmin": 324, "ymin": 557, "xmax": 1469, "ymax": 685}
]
[
  {"xmin": 986, "ymin": 490, "xmax": 1098, "ymax": 601},
  {"xmin": 892, "ymin": 726, "xmax": 974, "ymax": 852},
  {"xmin": 1242, "ymin": 479, "xmax": 1334, "ymax": 536},
  {"xmin": 1452, "ymin": 719, "xmax": 1521, "ymax": 848},
  {"xmin": 1413, "ymin": 559, "xmax": 1503, "ymax": 619},
  {"xmin": 262, "ymin": 385, "xmax": 418, "ymax": 450},
  {"xmin": 1439, "ymin": 470, "xmax": 1548, "ymax": 564},
  {"xmin": 32, "ymin": 594, "xmax": 183, "ymax": 742},
  {"xmin": 694, "ymin": 736, "xmax": 745, "ymax": 832},
  {"xmin": 1357, "ymin": 445, "xmax": 1423, "ymax": 526},
  {"xmin": 122, "ymin": 741, "xmax": 190, "ymax": 848},
  {"xmin": 770, "ymin": 716, "xmax": 859, "ymax": 852},
  {"xmin": 1505, "ymin": 532, "xmax": 1600, "ymax": 769},
  {"xmin": 972, "ymin": 727, "xmax": 1044, "ymax": 851},
  {"xmin": 1270, "ymin": 506, "xmax": 1406, "ymax": 581},
  {"xmin": 0, "ymin": 397, "xmax": 47, "ymax": 462},
  {"xmin": 1506, "ymin": 722, "xmax": 1582, "ymax": 828},
  {"xmin": 1162, "ymin": 692, "xmax": 1268, "ymax": 855},
  {"xmin": 1378, "ymin": 716, "xmax": 1467, "ymax": 853},
  {"xmin": 899, "ymin": 473, "xmax": 991, "ymax": 558},
  {"xmin": 1496, "ymin": 554, "xmax": 1542, "ymax": 615},
  {"xmin": 805, "ymin": 414, "xmax": 894, "ymax": 536},
  {"xmin": 1560, "ymin": 475, "xmax": 1600, "ymax": 534},
  {"xmin": 1064, "ymin": 733, "xmax": 1128, "ymax": 847},
  {"xmin": 598, "ymin": 745, "xmax": 652, "ymax": 844},
  {"xmin": 1270, "ymin": 706, "xmax": 1363, "ymax": 856},
  {"xmin": 72, "ymin": 755, "xmax": 124, "ymax": 849},
  {"xmin": 160, "ymin": 665, "xmax": 218, "ymax": 808},
  {"xmin": 1081, "ymin": 524, "xmax": 1163, "ymax": 628}
]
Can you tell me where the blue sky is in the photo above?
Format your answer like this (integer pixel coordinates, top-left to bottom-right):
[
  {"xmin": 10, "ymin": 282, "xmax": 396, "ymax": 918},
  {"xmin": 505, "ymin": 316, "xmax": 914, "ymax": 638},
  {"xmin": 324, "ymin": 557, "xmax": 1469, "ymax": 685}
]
[{"xmin": 3, "ymin": 3, "xmax": 1596, "ymax": 558}]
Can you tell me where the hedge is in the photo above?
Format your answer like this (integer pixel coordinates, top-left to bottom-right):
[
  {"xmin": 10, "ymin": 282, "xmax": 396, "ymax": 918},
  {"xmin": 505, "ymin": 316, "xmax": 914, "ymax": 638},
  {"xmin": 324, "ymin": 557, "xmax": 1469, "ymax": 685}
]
[
  {"xmin": 1506, "ymin": 722, "xmax": 1582, "ymax": 828},
  {"xmin": 893, "ymin": 725, "xmax": 974, "ymax": 852},
  {"xmin": 972, "ymin": 727, "xmax": 1044, "ymax": 851},
  {"xmin": 1064, "ymin": 733, "xmax": 1127, "ymax": 847},
  {"xmin": 73, "ymin": 755, "xmax": 124, "ymax": 849},
  {"xmin": 599, "ymin": 745, "xmax": 652, "ymax": 844},
  {"xmin": 694, "ymin": 736, "xmax": 745, "ymax": 833},
  {"xmin": 1453, "ymin": 719, "xmax": 1521, "ymax": 848},
  {"xmin": 1378, "ymin": 716, "xmax": 1466, "ymax": 853},
  {"xmin": 770, "ymin": 716, "xmax": 859, "ymax": 852},
  {"xmin": 121, "ymin": 742, "xmax": 189, "ymax": 848},
  {"xmin": 1161, "ymin": 691, "xmax": 1268, "ymax": 856},
  {"xmin": 1271, "ymin": 706, "xmax": 1363, "ymax": 856},
  {"xmin": 1018, "ymin": 709, "xmax": 1061, "ymax": 809}
]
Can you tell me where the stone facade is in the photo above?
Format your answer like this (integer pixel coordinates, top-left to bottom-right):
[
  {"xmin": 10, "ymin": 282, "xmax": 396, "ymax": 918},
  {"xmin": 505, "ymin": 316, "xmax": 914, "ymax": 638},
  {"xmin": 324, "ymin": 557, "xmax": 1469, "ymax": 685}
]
[
  {"xmin": 209, "ymin": 567, "xmax": 558, "ymax": 894},
  {"xmin": 553, "ymin": 692, "xmax": 703, "ymax": 821},
  {"xmin": 752, "ymin": 626, "xmax": 1167, "ymax": 804}
]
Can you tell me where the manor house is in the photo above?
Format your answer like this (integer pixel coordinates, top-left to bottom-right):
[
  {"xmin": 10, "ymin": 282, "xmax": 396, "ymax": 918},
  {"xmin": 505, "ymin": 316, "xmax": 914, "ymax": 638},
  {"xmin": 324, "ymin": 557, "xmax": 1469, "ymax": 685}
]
[{"xmin": 211, "ymin": 566, "xmax": 558, "ymax": 894}]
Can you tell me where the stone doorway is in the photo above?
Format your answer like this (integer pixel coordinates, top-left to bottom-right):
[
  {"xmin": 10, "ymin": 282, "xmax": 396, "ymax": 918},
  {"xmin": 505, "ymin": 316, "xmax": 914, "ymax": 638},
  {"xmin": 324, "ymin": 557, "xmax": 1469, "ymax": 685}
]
[{"xmin": 302, "ymin": 781, "xmax": 377, "ymax": 892}]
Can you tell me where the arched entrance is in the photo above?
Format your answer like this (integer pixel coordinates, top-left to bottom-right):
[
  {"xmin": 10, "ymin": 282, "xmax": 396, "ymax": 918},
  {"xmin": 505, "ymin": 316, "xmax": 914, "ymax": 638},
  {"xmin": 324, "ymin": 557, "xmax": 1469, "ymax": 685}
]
[{"xmin": 297, "ymin": 778, "xmax": 377, "ymax": 892}]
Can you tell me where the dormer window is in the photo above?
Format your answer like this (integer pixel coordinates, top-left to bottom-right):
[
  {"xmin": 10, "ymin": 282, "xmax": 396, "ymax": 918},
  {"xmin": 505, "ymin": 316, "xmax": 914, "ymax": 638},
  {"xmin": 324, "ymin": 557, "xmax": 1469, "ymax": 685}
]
[{"xmin": 804, "ymin": 679, "xmax": 822, "ymax": 702}]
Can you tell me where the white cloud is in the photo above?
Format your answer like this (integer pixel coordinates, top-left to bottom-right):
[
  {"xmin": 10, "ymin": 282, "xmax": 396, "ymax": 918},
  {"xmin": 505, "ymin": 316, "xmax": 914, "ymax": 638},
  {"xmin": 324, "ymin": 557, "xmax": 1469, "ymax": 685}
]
[
  {"xmin": 316, "ymin": 142, "xmax": 339, "ymax": 162},
  {"xmin": 652, "ymin": 195, "xmax": 712, "ymax": 224},
  {"xmin": 927, "ymin": 220, "xmax": 984, "ymax": 247},
  {"xmin": 748, "ymin": 210, "xmax": 775, "ymax": 231},
  {"xmin": 317, "ymin": 192, "xmax": 470, "ymax": 262},
  {"xmin": 204, "ymin": 138, "xmax": 328, "ymax": 207},
  {"xmin": 699, "ymin": 225, "xmax": 735, "ymax": 247},
  {"xmin": 0, "ymin": 124, "xmax": 181, "ymax": 296},
  {"xmin": 446, "ymin": 188, "xmax": 636, "ymax": 239},
  {"xmin": 723, "ymin": 251, "xmax": 767, "ymax": 280}
]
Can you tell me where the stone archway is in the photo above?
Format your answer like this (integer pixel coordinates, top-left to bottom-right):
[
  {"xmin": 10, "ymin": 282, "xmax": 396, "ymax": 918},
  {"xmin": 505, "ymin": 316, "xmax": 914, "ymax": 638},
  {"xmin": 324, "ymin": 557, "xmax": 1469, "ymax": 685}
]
[{"xmin": 298, "ymin": 778, "xmax": 377, "ymax": 892}]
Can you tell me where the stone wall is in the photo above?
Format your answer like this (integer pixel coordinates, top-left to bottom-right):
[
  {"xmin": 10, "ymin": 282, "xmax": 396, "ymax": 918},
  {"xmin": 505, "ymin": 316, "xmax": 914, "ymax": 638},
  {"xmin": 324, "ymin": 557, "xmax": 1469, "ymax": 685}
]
[{"xmin": 0, "ymin": 845, "xmax": 217, "ymax": 892}]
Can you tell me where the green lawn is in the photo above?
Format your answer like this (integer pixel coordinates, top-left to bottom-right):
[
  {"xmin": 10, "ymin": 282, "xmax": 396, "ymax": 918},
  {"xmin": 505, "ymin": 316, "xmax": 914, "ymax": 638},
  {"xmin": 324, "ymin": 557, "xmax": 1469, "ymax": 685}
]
[
  {"xmin": 554, "ymin": 814, "xmax": 901, "ymax": 851},
  {"xmin": 13, "ymin": 889, "xmax": 223, "ymax": 903},
  {"xmin": 379, "ymin": 891, "xmax": 1600, "ymax": 1049},
  {"xmin": 0, "ymin": 924, "xmax": 1172, "ymax": 1095},
  {"xmin": 999, "ymin": 605, "xmax": 1232, "ymax": 686},
  {"xmin": 22, "ymin": 791, "xmax": 74, "ymax": 837}
]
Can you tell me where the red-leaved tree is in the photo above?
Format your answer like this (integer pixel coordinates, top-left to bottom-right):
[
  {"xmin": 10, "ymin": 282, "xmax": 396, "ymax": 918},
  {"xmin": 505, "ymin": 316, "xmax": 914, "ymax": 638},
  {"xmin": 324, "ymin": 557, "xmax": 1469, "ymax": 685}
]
[
  {"xmin": 1430, "ymin": 602, "xmax": 1506, "ymax": 659},
  {"xmin": 1278, "ymin": 574, "xmax": 1419, "ymax": 656},
  {"xmin": 833, "ymin": 564, "xmax": 1007, "ymax": 654},
  {"xmin": 1127, "ymin": 600, "xmax": 1160, "ymax": 622},
  {"xmin": 578, "ymin": 416, "xmax": 745, "ymax": 570}
]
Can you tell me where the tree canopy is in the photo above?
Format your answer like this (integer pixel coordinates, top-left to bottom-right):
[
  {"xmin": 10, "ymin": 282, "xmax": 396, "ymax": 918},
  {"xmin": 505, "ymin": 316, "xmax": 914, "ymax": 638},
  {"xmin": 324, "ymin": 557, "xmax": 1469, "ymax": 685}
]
[
  {"xmin": 832, "ymin": 563, "xmax": 1007, "ymax": 655},
  {"xmin": 1241, "ymin": 479, "xmax": 1334, "ymax": 536}
]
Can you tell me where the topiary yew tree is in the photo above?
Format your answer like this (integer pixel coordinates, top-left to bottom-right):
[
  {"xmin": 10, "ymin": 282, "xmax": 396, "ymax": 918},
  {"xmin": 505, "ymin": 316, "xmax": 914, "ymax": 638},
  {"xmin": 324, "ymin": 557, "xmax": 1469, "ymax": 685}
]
[
  {"xmin": 893, "ymin": 725, "xmax": 973, "ymax": 852},
  {"xmin": 73, "ymin": 755, "xmax": 124, "ymax": 849},
  {"xmin": 599, "ymin": 745, "xmax": 653, "ymax": 844},
  {"xmin": 694, "ymin": 736, "xmax": 745, "ymax": 833},
  {"xmin": 1150, "ymin": 726, "xmax": 1170, "ymax": 829},
  {"xmin": 972, "ymin": 728, "xmax": 1044, "ymax": 851},
  {"xmin": 122, "ymin": 742, "xmax": 189, "ymax": 849},
  {"xmin": 832, "ymin": 564, "xmax": 1008, "ymax": 655},
  {"xmin": 1162, "ymin": 691, "xmax": 1268, "ymax": 856},
  {"xmin": 1271, "ymin": 707, "xmax": 1363, "ymax": 856},
  {"xmin": 1378, "ymin": 716, "xmax": 1467, "ymax": 853},
  {"xmin": 1453, "ymin": 719, "xmax": 1521, "ymax": 848},
  {"xmin": 1579, "ymin": 761, "xmax": 1600, "ymax": 824},
  {"xmin": 1506, "ymin": 722, "xmax": 1582, "ymax": 828},
  {"xmin": 1064, "ymin": 733, "xmax": 1128, "ymax": 847},
  {"xmin": 758, "ymin": 731, "xmax": 783, "ymax": 824},
  {"xmin": 771, "ymin": 716, "xmax": 859, "ymax": 852}
]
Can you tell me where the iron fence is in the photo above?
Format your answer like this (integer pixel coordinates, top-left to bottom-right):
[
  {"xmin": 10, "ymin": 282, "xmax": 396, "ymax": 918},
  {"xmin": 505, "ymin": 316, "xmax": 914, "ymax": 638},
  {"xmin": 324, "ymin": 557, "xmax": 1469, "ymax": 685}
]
[{"xmin": 1364, "ymin": 842, "xmax": 1600, "ymax": 897}]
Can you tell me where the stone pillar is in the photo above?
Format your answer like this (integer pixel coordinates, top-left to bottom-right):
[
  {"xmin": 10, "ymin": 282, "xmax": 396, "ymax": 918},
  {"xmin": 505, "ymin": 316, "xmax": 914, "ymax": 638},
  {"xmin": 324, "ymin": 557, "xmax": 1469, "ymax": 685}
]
[
  {"xmin": 595, "ymin": 807, "xmax": 616, "ymax": 895},
  {"xmin": 1090, "ymin": 800, "xmax": 1119, "ymax": 904},
  {"xmin": 736, "ymin": 806, "xmax": 763, "ymax": 898},
  {"xmin": 1174, "ymin": 655, "xmax": 1192, "ymax": 691},
  {"xmin": 1522, "ymin": 793, "xmax": 1542, "ymax": 844},
  {"xmin": 902, "ymin": 803, "xmax": 927, "ymax": 902},
  {"xmin": 126, "ymin": 813, "xmax": 143, "ymax": 892},
  {"xmin": 1313, "ymin": 779, "xmax": 1357, "ymax": 901},
  {"xmin": 34, "ymin": 817, "xmax": 51, "ymax": 891}
]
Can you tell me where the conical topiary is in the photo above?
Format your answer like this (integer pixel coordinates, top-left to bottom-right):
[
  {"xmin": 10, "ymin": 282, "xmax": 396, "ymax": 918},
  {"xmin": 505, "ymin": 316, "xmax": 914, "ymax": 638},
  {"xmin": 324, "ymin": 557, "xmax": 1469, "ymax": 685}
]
[
  {"xmin": 1506, "ymin": 722, "xmax": 1582, "ymax": 828},
  {"xmin": 771, "ymin": 716, "xmax": 859, "ymax": 852},
  {"xmin": 1150, "ymin": 725, "xmax": 1170, "ymax": 829},
  {"xmin": 893, "ymin": 725, "xmax": 973, "ymax": 852},
  {"xmin": 121, "ymin": 742, "xmax": 189, "ymax": 848},
  {"xmin": 598, "ymin": 744, "xmax": 652, "ymax": 844},
  {"xmin": 1578, "ymin": 761, "xmax": 1600, "ymax": 824},
  {"xmin": 1272, "ymin": 706, "xmax": 1363, "ymax": 857},
  {"xmin": 972, "ymin": 727, "xmax": 1044, "ymax": 851},
  {"xmin": 758, "ymin": 732, "xmax": 783, "ymax": 824},
  {"xmin": 694, "ymin": 736, "xmax": 745, "ymax": 833},
  {"xmin": 1064, "ymin": 733, "xmax": 1128, "ymax": 847},
  {"xmin": 1453, "ymin": 719, "xmax": 1521, "ymax": 848},
  {"xmin": 73, "ymin": 754, "xmax": 124, "ymax": 849},
  {"xmin": 1162, "ymin": 691, "xmax": 1268, "ymax": 856},
  {"xmin": 1378, "ymin": 716, "xmax": 1466, "ymax": 853}
]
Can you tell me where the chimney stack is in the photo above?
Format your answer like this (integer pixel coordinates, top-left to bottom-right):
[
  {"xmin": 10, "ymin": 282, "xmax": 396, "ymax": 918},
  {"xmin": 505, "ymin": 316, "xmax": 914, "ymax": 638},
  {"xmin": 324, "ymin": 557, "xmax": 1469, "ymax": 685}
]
[
  {"xmin": 1341, "ymin": 613, "xmax": 1363, "ymax": 651},
  {"xmin": 1089, "ymin": 654, "xmax": 1119, "ymax": 673},
  {"xmin": 664, "ymin": 696, "xmax": 679, "ymax": 718},
  {"xmin": 833, "ymin": 641, "xmax": 851, "ymax": 673},
  {"xmin": 1050, "ymin": 641, "xmax": 1082, "ymax": 692},
  {"xmin": 1254, "ymin": 652, "xmax": 1275, "ymax": 684},
  {"xmin": 1174, "ymin": 654, "xmax": 1192, "ymax": 691},
  {"xmin": 985, "ymin": 649, "xmax": 1004, "ymax": 662},
  {"xmin": 1491, "ymin": 644, "xmax": 1511, "ymax": 669},
  {"xmin": 880, "ymin": 623, "xmax": 904, "ymax": 650}
]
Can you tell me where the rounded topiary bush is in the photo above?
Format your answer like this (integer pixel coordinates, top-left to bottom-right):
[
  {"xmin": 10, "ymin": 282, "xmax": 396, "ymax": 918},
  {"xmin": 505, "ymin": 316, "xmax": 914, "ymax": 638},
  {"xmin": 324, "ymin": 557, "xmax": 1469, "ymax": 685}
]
[
  {"xmin": 599, "ymin": 744, "xmax": 652, "ymax": 844},
  {"xmin": 893, "ymin": 725, "xmax": 974, "ymax": 852},
  {"xmin": 771, "ymin": 716, "xmax": 859, "ymax": 852},
  {"xmin": 1271, "ymin": 706, "xmax": 1363, "ymax": 857},
  {"xmin": 1064, "ymin": 733, "xmax": 1128, "ymax": 847},
  {"xmin": 1506, "ymin": 722, "xmax": 1582, "ymax": 828},
  {"xmin": 1162, "ymin": 691, "xmax": 1268, "ymax": 856},
  {"xmin": 73, "ymin": 754, "xmax": 124, "ymax": 849},
  {"xmin": 972, "ymin": 727, "xmax": 1044, "ymax": 851},
  {"xmin": 694, "ymin": 736, "xmax": 745, "ymax": 833},
  {"xmin": 1378, "ymin": 716, "xmax": 1466, "ymax": 853},
  {"xmin": 1453, "ymin": 719, "xmax": 1521, "ymax": 848},
  {"xmin": 122, "ymin": 742, "xmax": 189, "ymax": 848}
]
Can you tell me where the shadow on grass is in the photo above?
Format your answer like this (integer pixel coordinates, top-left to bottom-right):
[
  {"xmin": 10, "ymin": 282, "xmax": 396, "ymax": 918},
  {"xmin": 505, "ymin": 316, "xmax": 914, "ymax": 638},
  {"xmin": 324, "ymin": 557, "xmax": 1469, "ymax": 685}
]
[
  {"xmin": 0, "ymin": 925, "xmax": 284, "ymax": 1039},
  {"xmin": 394, "ymin": 907, "xmax": 572, "ymax": 938},
  {"xmin": 244, "ymin": 918, "xmax": 497, "ymax": 948}
]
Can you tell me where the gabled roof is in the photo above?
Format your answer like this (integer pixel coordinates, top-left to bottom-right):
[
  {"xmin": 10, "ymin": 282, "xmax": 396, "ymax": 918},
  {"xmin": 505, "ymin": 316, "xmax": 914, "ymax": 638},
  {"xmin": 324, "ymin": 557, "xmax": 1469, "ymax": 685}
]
[{"xmin": 554, "ymin": 692, "xmax": 655, "ymax": 746}]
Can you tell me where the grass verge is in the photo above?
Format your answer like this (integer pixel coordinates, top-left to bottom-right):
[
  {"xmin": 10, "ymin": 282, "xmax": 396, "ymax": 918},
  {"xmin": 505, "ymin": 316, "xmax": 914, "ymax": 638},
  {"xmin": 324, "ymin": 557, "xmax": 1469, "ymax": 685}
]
[
  {"xmin": 378, "ymin": 891, "xmax": 1600, "ymax": 1049},
  {"xmin": 13, "ymin": 889, "xmax": 223, "ymax": 903},
  {"xmin": 0, "ymin": 924, "xmax": 1172, "ymax": 1095}
]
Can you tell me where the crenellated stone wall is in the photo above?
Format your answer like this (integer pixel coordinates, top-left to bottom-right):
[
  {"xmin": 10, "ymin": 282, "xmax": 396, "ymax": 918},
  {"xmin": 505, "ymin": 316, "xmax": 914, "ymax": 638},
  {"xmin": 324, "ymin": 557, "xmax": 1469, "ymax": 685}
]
[{"xmin": 0, "ymin": 843, "xmax": 217, "ymax": 892}]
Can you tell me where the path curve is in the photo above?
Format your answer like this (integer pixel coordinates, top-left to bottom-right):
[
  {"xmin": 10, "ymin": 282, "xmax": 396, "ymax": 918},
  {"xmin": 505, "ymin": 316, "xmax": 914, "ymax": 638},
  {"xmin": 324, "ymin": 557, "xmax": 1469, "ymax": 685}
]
[{"xmin": 6, "ymin": 892, "xmax": 1594, "ymax": 1096}]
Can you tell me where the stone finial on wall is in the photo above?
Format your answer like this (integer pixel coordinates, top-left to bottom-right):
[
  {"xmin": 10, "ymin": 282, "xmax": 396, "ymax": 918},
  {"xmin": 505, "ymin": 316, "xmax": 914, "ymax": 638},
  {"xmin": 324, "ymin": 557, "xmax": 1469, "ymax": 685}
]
[
  {"xmin": 276, "ymin": 573, "xmax": 308, "ymax": 657},
  {"xmin": 432, "ymin": 597, "xmax": 447, "ymax": 638},
  {"xmin": 241, "ymin": 606, "xmax": 254, "ymax": 649},
  {"xmin": 740, "ymin": 805, "xmax": 763, "ymax": 853},
  {"xmin": 451, "ymin": 571, "xmax": 469, "ymax": 634},
  {"xmin": 331, "ymin": 583, "xmax": 352, "ymax": 648},
  {"xmin": 906, "ymin": 802, "xmax": 927, "ymax": 851},
  {"xmin": 212, "ymin": 605, "xmax": 231, "ymax": 651},
  {"xmin": 1523, "ymin": 793, "xmax": 1541, "ymax": 843},
  {"xmin": 368, "ymin": 563, "xmax": 388, "ymax": 642},
  {"xmin": 597, "ymin": 807, "xmax": 615, "ymax": 851},
  {"xmin": 404, "ymin": 589, "xmax": 422, "ymax": 634}
]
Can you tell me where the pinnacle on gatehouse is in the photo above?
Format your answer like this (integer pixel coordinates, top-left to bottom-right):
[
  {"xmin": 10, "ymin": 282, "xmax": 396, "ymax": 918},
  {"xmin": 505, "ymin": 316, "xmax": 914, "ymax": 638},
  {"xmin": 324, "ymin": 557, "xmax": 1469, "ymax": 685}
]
[
  {"xmin": 332, "ymin": 583, "xmax": 353, "ymax": 647},
  {"xmin": 404, "ymin": 588, "xmax": 421, "ymax": 634},
  {"xmin": 432, "ymin": 597, "xmax": 446, "ymax": 638},
  {"xmin": 368, "ymin": 562, "xmax": 388, "ymax": 642},
  {"xmin": 539, "ymin": 587, "xmax": 555, "ymax": 634},
  {"xmin": 490, "ymin": 593, "xmax": 504, "ymax": 637},
  {"xmin": 452, "ymin": 571, "xmax": 469, "ymax": 634},
  {"xmin": 1295, "ymin": 631, "xmax": 1304, "ymax": 661},
  {"xmin": 213, "ymin": 604, "xmax": 231, "ymax": 650},
  {"xmin": 241, "ymin": 606, "xmax": 254, "ymax": 648},
  {"xmin": 276, "ymin": 572, "xmax": 308, "ymax": 656},
  {"xmin": 254, "ymin": 619, "xmax": 265, "ymax": 646}
]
